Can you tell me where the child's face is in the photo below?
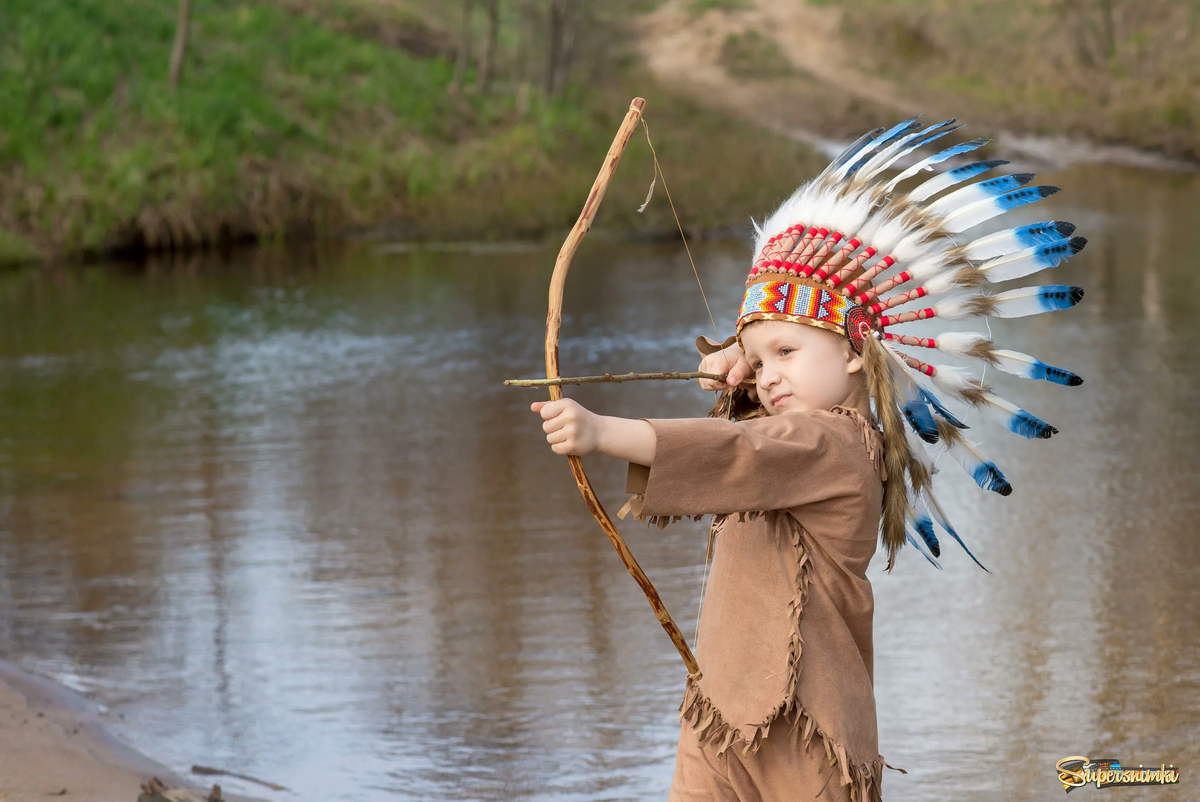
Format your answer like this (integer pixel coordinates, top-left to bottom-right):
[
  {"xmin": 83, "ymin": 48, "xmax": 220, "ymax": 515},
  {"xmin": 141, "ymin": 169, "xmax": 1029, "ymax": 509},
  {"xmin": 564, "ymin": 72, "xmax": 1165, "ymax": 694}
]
[{"xmin": 740, "ymin": 320, "xmax": 864, "ymax": 416}]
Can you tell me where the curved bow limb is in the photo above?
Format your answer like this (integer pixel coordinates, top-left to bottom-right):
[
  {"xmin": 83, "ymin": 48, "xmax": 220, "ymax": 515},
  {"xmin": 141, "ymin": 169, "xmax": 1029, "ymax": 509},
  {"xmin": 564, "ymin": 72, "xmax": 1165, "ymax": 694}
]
[{"xmin": 544, "ymin": 97, "xmax": 701, "ymax": 680}]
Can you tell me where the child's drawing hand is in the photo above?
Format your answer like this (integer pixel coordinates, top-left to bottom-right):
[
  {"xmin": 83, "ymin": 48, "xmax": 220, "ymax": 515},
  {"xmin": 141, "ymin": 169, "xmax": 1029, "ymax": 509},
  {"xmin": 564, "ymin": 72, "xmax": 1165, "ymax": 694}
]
[
  {"xmin": 698, "ymin": 342, "xmax": 753, "ymax": 391},
  {"xmin": 531, "ymin": 399, "xmax": 601, "ymax": 457}
]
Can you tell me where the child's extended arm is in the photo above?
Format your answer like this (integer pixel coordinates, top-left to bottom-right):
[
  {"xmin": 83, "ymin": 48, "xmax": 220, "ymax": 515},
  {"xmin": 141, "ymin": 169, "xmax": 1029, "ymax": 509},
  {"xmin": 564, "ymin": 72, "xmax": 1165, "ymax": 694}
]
[{"xmin": 531, "ymin": 399, "xmax": 655, "ymax": 466}]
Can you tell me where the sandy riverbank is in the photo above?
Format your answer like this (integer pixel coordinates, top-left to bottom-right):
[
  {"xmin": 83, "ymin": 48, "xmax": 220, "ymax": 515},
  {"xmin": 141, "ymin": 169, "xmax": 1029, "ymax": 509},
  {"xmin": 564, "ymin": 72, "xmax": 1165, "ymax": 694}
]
[{"xmin": 0, "ymin": 661, "xmax": 204, "ymax": 802}]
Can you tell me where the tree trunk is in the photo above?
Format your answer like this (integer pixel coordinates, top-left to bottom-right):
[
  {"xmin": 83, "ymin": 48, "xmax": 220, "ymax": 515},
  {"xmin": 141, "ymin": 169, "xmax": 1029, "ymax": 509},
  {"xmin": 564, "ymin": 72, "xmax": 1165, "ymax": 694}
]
[
  {"xmin": 544, "ymin": 0, "xmax": 564, "ymax": 95},
  {"xmin": 514, "ymin": 1, "xmax": 532, "ymax": 115},
  {"xmin": 1100, "ymin": 0, "xmax": 1116, "ymax": 59},
  {"xmin": 559, "ymin": 3, "xmax": 581, "ymax": 89},
  {"xmin": 478, "ymin": 0, "xmax": 500, "ymax": 92},
  {"xmin": 450, "ymin": 0, "xmax": 473, "ymax": 95},
  {"xmin": 168, "ymin": 0, "xmax": 191, "ymax": 90}
]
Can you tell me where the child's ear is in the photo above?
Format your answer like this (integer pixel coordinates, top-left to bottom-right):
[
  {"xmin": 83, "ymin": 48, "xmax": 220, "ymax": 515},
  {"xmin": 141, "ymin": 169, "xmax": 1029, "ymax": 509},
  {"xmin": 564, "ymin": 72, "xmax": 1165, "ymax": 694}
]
[{"xmin": 845, "ymin": 343, "xmax": 865, "ymax": 375}]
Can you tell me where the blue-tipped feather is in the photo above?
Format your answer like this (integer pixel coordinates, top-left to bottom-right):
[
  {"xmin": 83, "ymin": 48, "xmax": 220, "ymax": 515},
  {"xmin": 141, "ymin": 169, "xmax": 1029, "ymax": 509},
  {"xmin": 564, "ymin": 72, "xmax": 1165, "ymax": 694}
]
[
  {"xmin": 987, "ymin": 284, "xmax": 1084, "ymax": 318},
  {"xmin": 1006, "ymin": 408, "xmax": 1058, "ymax": 439},
  {"xmin": 992, "ymin": 349, "xmax": 1083, "ymax": 386},
  {"xmin": 919, "ymin": 387, "xmax": 969, "ymax": 429},
  {"xmin": 943, "ymin": 430, "xmax": 1012, "ymax": 495},
  {"xmin": 975, "ymin": 392, "xmax": 1059, "ymax": 439},
  {"xmin": 883, "ymin": 342, "xmax": 940, "ymax": 443},
  {"xmin": 827, "ymin": 127, "xmax": 886, "ymax": 175},
  {"xmin": 903, "ymin": 398, "xmax": 940, "ymax": 444},
  {"xmin": 930, "ymin": 173, "xmax": 1036, "ymax": 215},
  {"xmin": 924, "ymin": 489, "xmax": 991, "ymax": 573},
  {"xmin": 965, "ymin": 220, "xmax": 1077, "ymax": 260},
  {"xmin": 912, "ymin": 510, "xmax": 940, "ymax": 558},
  {"xmin": 906, "ymin": 529, "xmax": 943, "ymax": 569},
  {"xmin": 860, "ymin": 119, "xmax": 962, "ymax": 180},
  {"xmin": 841, "ymin": 116, "xmax": 924, "ymax": 177},
  {"xmin": 909, "ymin": 159, "xmax": 1009, "ymax": 202},
  {"xmin": 943, "ymin": 186, "xmax": 1060, "ymax": 233},
  {"xmin": 886, "ymin": 137, "xmax": 992, "ymax": 189},
  {"xmin": 977, "ymin": 237, "xmax": 1087, "ymax": 283}
]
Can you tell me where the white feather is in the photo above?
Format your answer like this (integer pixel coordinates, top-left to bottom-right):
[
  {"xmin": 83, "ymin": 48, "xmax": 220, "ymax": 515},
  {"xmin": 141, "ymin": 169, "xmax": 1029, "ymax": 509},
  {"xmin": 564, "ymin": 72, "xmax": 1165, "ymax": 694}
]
[
  {"xmin": 908, "ymin": 170, "xmax": 968, "ymax": 204},
  {"xmin": 921, "ymin": 268, "xmax": 972, "ymax": 297},
  {"xmin": 931, "ymin": 293, "xmax": 981, "ymax": 320},
  {"xmin": 991, "ymin": 349, "xmax": 1040, "ymax": 378},
  {"xmin": 989, "ymin": 286, "xmax": 1075, "ymax": 318},
  {"xmin": 977, "ymin": 244, "xmax": 1057, "ymax": 283},
  {"xmin": 934, "ymin": 331, "xmax": 990, "ymax": 357},
  {"xmin": 928, "ymin": 364, "xmax": 980, "ymax": 397},
  {"xmin": 964, "ymin": 226, "xmax": 1030, "ymax": 260},
  {"xmin": 941, "ymin": 197, "xmax": 1012, "ymax": 234},
  {"xmin": 884, "ymin": 138, "xmax": 990, "ymax": 191}
]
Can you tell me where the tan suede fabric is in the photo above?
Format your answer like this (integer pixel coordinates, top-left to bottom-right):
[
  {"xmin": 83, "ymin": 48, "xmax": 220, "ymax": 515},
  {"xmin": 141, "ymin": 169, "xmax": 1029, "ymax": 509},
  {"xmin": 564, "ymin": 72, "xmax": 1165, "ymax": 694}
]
[
  {"xmin": 624, "ymin": 407, "xmax": 895, "ymax": 802},
  {"xmin": 668, "ymin": 716, "xmax": 853, "ymax": 802}
]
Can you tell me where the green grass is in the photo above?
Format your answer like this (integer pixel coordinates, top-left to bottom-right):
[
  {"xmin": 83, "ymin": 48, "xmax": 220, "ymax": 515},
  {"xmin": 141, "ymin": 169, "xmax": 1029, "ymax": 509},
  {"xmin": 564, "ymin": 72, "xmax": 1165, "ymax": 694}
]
[{"xmin": 0, "ymin": 0, "xmax": 823, "ymax": 264}]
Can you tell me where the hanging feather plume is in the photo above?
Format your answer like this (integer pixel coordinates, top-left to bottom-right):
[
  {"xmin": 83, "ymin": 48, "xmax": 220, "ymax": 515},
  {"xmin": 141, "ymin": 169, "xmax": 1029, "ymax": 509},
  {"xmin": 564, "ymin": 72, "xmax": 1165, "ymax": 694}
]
[
  {"xmin": 923, "ymin": 487, "xmax": 991, "ymax": 572},
  {"xmin": 906, "ymin": 529, "xmax": 943, "ymax": 569},
  {"xmin": 862, "ymin": 334, "xmax": 913, "ymax": 570},
  {"xmin": 919, "ymin": 386, "xmax": 969, "ymax": 429},
  {"xmin": 906, "ymin": 427, "xmax": 938, "ymax": 489},
  {"xmin": 936, "ymin": 420, "xmax": 1012, "ymax": 495},
  {"xmin": 907, "ymin": 493, "xmax": 941, "ymax": 558},
  {"xmin": 881, "ymin": 341, "xmax": 939, "ymax": 443}
]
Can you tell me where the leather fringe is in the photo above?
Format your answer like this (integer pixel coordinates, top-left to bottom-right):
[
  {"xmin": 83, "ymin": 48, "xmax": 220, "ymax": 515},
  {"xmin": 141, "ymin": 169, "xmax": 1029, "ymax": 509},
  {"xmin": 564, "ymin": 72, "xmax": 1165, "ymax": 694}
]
[
  {"xmin": 621, "ymin": 494, "xmax": 772, "ymax": 531},
  {"xmin": 675, "ymin": 515, "xmax": 904, "ymax": 802},
  {"xmin": 829, "ymin": 405, "xmax": 885, "ymax": 481}
]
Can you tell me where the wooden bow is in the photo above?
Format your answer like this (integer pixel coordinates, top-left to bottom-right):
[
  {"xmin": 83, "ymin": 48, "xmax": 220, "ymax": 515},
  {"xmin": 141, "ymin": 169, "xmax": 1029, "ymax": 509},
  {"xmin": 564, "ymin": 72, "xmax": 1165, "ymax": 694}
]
[{"xmin": 544, "ymin": 97, "xmax": 701, "ymax": 680}]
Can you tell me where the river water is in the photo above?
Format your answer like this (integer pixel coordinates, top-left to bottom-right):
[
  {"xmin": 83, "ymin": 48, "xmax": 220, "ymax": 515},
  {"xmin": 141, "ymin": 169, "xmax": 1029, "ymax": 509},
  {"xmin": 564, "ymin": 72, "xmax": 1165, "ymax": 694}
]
[{"xmin": 1, "ymin": 164, "xmax": 1197, "ymax": 801}]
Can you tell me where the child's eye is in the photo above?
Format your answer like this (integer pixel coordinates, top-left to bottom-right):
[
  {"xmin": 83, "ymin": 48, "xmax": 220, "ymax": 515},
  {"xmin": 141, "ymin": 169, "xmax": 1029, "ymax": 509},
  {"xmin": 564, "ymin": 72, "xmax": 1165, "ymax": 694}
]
[
  {"xmin": 780, "ymin": 347, "xmax": 794, "ymax": 356},
  {"xmin": 753, "ymin": 361, "xmax": 763, "ymax": 370}
]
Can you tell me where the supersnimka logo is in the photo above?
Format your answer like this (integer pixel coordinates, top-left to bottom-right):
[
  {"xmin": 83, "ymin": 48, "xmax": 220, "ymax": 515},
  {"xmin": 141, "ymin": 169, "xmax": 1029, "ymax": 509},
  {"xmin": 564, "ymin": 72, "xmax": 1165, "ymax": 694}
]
[{"xmin": 1055, "ymin": 756, "xmax": 1181, "ymax": 792}]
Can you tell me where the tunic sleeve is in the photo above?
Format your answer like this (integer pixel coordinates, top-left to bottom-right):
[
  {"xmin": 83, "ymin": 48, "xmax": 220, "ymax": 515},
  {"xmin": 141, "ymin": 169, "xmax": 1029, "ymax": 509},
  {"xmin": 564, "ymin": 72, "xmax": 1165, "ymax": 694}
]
[{"xmin": 625, "ymin": 411, "xmax": 874, "ymax": 519}]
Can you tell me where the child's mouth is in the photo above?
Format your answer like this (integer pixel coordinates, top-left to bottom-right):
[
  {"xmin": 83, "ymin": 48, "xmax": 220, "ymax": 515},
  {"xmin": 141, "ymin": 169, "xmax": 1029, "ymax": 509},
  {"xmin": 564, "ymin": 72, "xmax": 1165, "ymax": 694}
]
[{"xmin": 771, "ymin": 393, "xmax": 791, "ymax": 406}]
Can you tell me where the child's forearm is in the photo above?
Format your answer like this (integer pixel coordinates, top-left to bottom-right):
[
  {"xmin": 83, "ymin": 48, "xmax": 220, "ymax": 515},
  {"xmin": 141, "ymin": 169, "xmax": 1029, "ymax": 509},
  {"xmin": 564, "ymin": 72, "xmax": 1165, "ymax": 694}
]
[{"xmin": 596, "ymin": 416, "xmax": 656, "ymax": 466}]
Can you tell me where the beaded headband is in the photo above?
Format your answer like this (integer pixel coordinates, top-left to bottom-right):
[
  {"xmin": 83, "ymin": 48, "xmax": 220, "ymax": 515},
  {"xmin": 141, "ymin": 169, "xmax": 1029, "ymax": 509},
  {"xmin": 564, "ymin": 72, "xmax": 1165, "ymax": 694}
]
[{"xmin": 736, "ymin": 273, "xmax": 874, "ymax": 356}]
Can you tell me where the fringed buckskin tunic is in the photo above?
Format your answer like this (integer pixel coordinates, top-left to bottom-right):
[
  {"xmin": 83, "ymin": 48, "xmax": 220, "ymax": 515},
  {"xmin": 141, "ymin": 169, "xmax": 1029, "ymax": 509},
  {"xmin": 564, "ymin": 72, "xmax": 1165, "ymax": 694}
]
[{"xmin": 622, "ymin": 406, "xmax": 897, "ymax": 802}]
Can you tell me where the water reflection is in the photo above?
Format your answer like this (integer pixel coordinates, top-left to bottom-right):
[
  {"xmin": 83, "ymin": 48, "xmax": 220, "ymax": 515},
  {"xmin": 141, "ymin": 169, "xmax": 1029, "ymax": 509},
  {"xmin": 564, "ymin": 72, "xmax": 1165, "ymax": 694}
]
[{"xmin": 0, "ymin": 164, "xmax": 1197, "ymax": 801}]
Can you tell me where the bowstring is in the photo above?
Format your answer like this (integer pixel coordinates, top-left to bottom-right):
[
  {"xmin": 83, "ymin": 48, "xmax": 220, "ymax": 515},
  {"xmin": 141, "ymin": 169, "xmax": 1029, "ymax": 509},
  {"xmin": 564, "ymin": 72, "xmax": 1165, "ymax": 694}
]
[{"xmin": 639, "ymin": 117, "xmax": 724, "ymax": 652}]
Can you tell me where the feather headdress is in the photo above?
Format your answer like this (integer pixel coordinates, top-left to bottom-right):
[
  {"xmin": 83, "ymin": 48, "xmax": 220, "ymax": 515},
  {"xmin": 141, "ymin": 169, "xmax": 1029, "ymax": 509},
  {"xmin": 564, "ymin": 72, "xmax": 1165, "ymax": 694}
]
[{"xmin": 729, "ymin": 116, "xmax": 1086, "ymax": 571}]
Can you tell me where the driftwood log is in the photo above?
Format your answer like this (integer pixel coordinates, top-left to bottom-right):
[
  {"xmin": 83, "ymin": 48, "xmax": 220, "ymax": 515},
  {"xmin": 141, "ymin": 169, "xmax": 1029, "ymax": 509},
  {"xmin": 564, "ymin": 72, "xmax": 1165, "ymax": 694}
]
[{"xmin": 137, "ymin": 777, "xmax": 222, "ymax": 802}]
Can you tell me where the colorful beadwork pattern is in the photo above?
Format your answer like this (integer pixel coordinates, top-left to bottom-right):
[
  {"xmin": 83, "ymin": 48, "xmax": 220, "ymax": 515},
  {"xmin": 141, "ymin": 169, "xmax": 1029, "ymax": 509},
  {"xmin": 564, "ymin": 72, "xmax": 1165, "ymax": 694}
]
[{"xmin": 737, "ymin": 277, "xmax": 861, "ymax": 337}]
